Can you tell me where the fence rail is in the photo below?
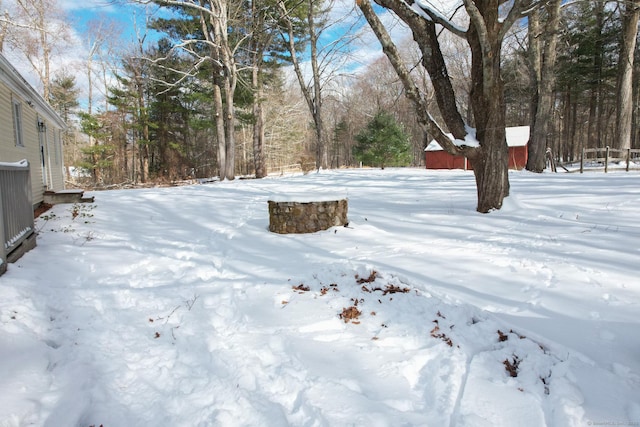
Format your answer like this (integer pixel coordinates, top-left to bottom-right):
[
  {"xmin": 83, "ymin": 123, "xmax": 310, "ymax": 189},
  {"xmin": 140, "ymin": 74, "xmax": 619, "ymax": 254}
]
[
  {"xmin": 0, "ymin": 160, "xmax": 35, "ymax": 275},
  {"xmin": 578, "ymin": 147, "xmax": 640, "ymax": 173}
]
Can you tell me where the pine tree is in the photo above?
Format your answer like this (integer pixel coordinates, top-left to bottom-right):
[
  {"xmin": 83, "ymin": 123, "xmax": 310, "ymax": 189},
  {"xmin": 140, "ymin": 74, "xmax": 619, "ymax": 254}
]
[{"xmin": 353, "ymin": 112, "xmax": 411, "ymax": 169}]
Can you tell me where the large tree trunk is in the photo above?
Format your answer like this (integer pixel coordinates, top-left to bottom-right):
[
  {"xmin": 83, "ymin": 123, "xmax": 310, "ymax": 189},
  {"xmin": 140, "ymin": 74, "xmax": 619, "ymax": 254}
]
[
  {"xmin": 214, "ymin": 83, "xmax": 226, "ymax": 180},
  {"xmin": 526, "ymin": 0, "xmax": 561, "ymax": 173},
  {"xmin": 137, "ymin": 75, "xmax": 149, "ymax": 183},
  {"xmin": 251, "ymin": 0, "xmax": 267, "ymax": 179},
  {"xmin": 224, "ymin": 77, "xmax": 235, "ymax": 181},
  {"xmin": 203, "ymin": 0, "xmax": 236, "ymax": 181},
  {"xmin": 588, "ymin": 2, "xmax": 605, "ymax": 149},
  {"xmin": 308, "ymin": 1, "xmax": 328, "ymax": 170},
  {"xmin": 467, "ymin": 20, "xmax": 510, "ymax": 212},
  {"xmin": 615, "ymin": 0, "xmax": 640, "ymax": 152},
  {"xmin": 472, "ymin": 126, "xmax": 509, "ymax": 213},
  {"xmin": 252, "ymin": 70, "xmax": 266, "ymax": 178}
]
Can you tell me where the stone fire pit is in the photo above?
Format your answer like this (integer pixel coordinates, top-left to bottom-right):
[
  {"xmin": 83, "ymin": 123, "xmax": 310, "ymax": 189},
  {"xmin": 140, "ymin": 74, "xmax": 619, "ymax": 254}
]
[{"xmin": 268, "ymin": 199, "xmax": 348, "ymax": 234}]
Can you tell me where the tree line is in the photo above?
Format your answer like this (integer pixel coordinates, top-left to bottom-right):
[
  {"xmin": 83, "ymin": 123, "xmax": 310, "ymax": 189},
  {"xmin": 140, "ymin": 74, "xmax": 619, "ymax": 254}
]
[{"xmin": 1, "ymin": 0, "xmax": 638, "ymax": 211}]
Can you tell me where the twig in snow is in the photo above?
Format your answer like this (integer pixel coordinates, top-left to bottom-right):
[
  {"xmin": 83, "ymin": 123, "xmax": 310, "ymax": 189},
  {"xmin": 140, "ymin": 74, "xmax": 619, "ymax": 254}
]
[{"xmin": 185, "ymin": 294, "xmax": 199, "ymax": 311}]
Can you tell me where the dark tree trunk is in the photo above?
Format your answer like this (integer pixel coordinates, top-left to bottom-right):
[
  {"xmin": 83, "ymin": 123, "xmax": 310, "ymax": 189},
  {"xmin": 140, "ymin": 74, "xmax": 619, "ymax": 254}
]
[
  {"xmin": 252, "ymin": 87, "xmax": 266, "ymax": 178},
  {"xmin": 562, "ymin": 89, "xmax": 571, "ymax": 162},
  {"xmin": 250, "ymin": 0, "xmax": 267, "ymax": 179},
  {"xmin": 467, "ymin": 20, "xmax": 509, "ymax": 212},
  {"xmin": 588, "ymin": 2, "xmax": 605, "ymax": 149}
]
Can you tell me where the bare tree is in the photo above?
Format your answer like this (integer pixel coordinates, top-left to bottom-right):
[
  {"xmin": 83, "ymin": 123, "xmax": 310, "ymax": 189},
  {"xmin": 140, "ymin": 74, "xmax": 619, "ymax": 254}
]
[
  {"xmin": 0, "ymin": 6, "xmax": 10, "ymax": 51},
  {"xmin": 357, "ymin": 0, "xmax": 529, "ymax": 212},
  {"xmin": 263, "ymin": 81, "xmax": 311, "ymax": 173},
  {"xmin": 84, "ymin": 15, "xmax": 123, "ymax": 115},
  {"xmin": 0, "ymin": 0, "xmax": 72, "ymax": 99},
  {"xmin": 277, "ymin": 0, "xmax": 360, "ymax": 170},
  {"xmin": 278, "ymin": 0, "xmax": 328, "ymax": 170}
]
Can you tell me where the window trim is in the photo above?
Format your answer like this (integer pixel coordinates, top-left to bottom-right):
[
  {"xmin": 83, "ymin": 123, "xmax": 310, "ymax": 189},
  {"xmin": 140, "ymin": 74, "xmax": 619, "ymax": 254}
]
[{"xmin": 12, "ymin": 97, "xmax": 24, "ymax": 147}]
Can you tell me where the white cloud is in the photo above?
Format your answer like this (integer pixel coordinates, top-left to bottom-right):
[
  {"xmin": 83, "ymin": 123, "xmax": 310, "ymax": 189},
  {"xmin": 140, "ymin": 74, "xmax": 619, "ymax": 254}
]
[{"xmin": 57, "ymin": 0, "xmax": 119, "ymax": 13}]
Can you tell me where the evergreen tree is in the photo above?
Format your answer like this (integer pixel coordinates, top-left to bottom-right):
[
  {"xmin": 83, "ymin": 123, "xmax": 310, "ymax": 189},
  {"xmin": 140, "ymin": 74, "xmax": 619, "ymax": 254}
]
[
  {"xmin": 48, "ymin": 72, "xmax": 80, "ymax": 123},
  {"xmin": 78, "ymin": 112, "xmax": 115, "ymax": 184},
  {"xmin": 146, "ymin": 39, "xmax": 195, "ymax": 179},
  {"xmin": 49, "ymin": 72, "xmax": 80, "ymax": 176},
  {"xmin": 353, "ymin": 112, "xmax": 411, "ymax": 169},
  {"xmin": 108, "ymin": 55, "xmax": 153, "ymax": 183},
  {"xmin": 556, "ymin": 2, "xmax": 619, "ymax": 150}
]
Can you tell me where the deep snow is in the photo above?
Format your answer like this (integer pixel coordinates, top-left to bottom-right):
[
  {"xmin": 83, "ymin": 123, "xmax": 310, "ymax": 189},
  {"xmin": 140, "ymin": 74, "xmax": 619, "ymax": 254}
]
[{"xmin": 0, "ymin": 168, "xmax": 638, "ymax": 427}]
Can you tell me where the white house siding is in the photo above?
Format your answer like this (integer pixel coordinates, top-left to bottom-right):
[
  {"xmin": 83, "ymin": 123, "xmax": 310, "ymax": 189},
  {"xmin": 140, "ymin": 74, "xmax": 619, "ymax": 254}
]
[{"xmin": 0, "ymin": 55, "xmax": 66, "ymax": 207}]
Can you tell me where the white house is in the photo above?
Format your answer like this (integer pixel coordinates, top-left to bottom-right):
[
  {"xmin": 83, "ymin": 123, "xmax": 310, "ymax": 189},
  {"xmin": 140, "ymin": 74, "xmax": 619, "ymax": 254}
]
[{"xmin": 0, "ymin": 53, "xmax": 67, "ymax": 208}]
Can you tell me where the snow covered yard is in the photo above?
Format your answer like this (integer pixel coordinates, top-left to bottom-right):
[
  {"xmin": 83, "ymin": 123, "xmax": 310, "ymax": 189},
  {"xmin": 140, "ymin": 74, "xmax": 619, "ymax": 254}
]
[{"xmin": 0, "ymin": 168, "xmax": 638, "ymax": 427}]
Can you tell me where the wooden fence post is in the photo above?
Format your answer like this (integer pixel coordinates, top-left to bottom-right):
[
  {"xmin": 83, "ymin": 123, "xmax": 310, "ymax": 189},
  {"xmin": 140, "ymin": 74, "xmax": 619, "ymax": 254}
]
[
  {"xmin": 627, "ymin": 148, "xmax": 631, "ymax": 172},
  {"xmin": 605, "ymin": 146, "xmax": 609, "ymax": 173},
  {"xmin": 580, "ymin": 148, "xmax": 584, "ymax": 173}
]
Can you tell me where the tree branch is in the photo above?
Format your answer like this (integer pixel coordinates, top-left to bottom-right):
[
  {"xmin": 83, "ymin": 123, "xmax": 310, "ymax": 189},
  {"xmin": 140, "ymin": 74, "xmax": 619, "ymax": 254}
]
[
  {"xmin": 357, "ymin": 0, "xmax": 478, "ymax": 157},
  {"xmin": 403, "ymin": 0, "xmax": 467, "ymax": 38},
  {"xmin": 499, "ymin": 0, "xmax": 531, "ymax": 41}
]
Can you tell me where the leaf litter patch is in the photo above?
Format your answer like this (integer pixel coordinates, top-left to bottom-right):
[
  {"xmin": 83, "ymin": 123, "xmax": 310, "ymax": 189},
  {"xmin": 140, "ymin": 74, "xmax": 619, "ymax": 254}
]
[
  {"xmin": 284, "ymin": 267, "xmax": 565, "ymax": 398},
  {"xmin": 291, "ymin": 269, "xmax": 412, "ymax": 325}
]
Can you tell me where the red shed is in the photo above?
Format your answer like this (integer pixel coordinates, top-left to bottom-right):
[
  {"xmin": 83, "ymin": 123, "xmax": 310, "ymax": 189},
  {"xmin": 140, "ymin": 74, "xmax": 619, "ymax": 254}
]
[{"xmin": 425, "ymin": 126, "xmax": 529, "ymax": 170}]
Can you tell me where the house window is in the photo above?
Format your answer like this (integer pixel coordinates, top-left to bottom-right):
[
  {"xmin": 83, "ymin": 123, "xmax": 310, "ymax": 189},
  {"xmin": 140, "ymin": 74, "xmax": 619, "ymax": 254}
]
[{"xmin": 12, "ymin": 98, "xmax": 24, "ymax": 147}]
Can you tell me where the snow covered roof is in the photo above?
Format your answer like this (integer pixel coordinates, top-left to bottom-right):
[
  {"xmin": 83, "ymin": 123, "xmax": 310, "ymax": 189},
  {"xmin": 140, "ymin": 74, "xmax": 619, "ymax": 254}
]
[{"xmin": 425, "ymin": 126, "xmax": 530, "ymax": 151}]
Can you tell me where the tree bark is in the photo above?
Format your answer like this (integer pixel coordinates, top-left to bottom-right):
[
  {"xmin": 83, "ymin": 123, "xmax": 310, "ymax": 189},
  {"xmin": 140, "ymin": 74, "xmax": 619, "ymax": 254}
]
[
  {"xmin": 136, "ymin": 67, "xmax": 149, "ymax": 183},
  {"xmin": 224, "ymin": 75, "xmax": 235, "ymax": 181},
  {"xmin": 466, "ymin": 14, "xmax": 510, "ymax": 212},
  {"xmin": 214, "ymin": 83, "xmax": 227, "ymax": 180},
  {"xmin": 252, "ymin": 66, "xmax": 266, "ymax": 178},
  {"xmin": 250, "ymin": 0, "xmax": 267, "ymax": 179},
  {"xmin": 308, "ymin": 0, "xmax": 328, "ymax": 170},
  {"xmin": 196, "ymin": 0, "xmax": 237, "ymax": 181},
  {"xmin": 526, "ymin": 0, "xmax": 561, "ymax": 172},
  {"xmin": 615, "ymin": 0, "xmax": 640, "ymax": 152},
  {"xmin": 587, "ymin": 2, "xmax": 605, "ymax": 149}
]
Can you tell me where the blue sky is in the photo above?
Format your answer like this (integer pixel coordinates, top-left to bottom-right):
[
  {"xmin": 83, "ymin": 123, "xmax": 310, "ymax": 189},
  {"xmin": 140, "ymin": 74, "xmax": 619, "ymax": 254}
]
[
  {"xmin": 4, "ymin": 0, "xmax": 416, "ymax": 110},
  {"xmin": 3, "ymin": 0, "xmax": 157, "ymax": 108},
  {"xmin": 60, "ymin": 0, "xmax": 163, "ymax": 44}
]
